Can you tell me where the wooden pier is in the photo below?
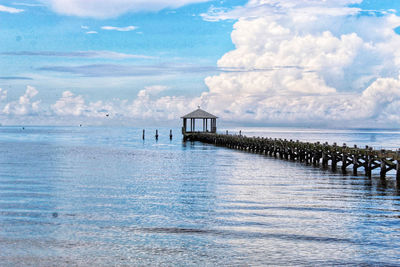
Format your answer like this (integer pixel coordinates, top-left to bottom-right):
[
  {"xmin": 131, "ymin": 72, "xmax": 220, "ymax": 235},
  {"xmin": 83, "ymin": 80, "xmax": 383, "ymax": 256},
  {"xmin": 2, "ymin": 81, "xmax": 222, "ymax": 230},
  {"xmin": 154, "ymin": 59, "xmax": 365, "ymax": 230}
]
[{"xmin": 184, "ymin": 132, "xmax": 400, "ymax": 182}]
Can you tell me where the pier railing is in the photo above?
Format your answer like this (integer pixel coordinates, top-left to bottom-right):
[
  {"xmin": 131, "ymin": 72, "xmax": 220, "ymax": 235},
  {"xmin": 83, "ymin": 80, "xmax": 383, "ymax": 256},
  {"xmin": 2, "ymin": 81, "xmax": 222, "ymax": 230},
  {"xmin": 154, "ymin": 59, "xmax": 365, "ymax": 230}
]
[{"xmin": 184, "ymin": 132, "xmax": 400, "ymax": 181}]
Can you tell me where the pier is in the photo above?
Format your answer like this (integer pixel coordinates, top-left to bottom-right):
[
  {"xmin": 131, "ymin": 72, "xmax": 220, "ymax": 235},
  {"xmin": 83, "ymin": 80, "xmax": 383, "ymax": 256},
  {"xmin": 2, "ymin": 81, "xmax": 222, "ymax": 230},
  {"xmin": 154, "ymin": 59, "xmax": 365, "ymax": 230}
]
[
  {"xmin": 180, "ymin": 108, "xmax": 400, "ymax": 181},
  {"xmin": 184, "ymin": 132, "xmax": 400, "ymax": 181}
]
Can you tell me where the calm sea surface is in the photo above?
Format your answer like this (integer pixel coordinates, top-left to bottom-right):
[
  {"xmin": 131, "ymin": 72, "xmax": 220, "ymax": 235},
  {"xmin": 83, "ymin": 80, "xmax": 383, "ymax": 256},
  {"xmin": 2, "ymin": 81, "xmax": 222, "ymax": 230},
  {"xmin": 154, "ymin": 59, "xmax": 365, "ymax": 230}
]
[{"xmin": 0, "ymin": 126, "xmax": 399, "ymax": 266}]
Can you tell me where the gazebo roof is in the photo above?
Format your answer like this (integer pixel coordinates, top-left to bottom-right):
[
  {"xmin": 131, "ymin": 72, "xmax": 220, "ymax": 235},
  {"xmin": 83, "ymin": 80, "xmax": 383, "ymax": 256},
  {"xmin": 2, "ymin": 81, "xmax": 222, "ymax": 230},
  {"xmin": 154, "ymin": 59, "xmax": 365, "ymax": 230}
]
[{"xmin": 181, "ymin": 108, "xmax": 218, "ymax": 119}]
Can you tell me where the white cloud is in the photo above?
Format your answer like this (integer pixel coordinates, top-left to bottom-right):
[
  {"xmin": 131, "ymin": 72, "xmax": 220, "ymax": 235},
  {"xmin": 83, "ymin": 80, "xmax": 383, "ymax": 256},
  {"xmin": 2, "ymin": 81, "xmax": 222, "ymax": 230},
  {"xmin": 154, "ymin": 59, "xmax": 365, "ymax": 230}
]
[
  {"xmin": 49, "ymin": 86, "xmax": 197, "ymax": 123},
  {"xmin": 193, "ymin": 0, "xmax": 400, "ymax": 127},
  {"xmin": 3, "ymin": 86, "xmax": 40, "ymax": 115},
  {"xmin": 81, "ymin": 25, "xmax": 89, "ymax": 29},
  {"xmin": 38, "ymin": 0, "xmax": 210, "ymax": 18},
  {"xmin": 101, "ymin": 26, "xmax": 137, "ymax": 32},
  {"xmin": 86, "ymin": 31, "xmax": 98, "ymax": 34},
  {"xmin": 6, "ymin": 74, "xmax": 400, "ymax": 126},
  {"xmin": 51, "ymin": 91, "xmax": 85, "ymax": 116},
  {"xmin": 137, "ymin": 85, "xmax": 169, "ymax": 98},
  {"xmin": 127, "ymin": 87, "xmax": 198, "ymax": 121},
  {"xmin": 0, "ymin": 4, "xmax": 24, "ymax": 13},
  {"xmin": 201, "ymin": 0, "xmax": 362, "ymax": 21},
  {"xmin": 0, "ymin": 88, "xmax": 7, "ymax": 101},
  {"xmin": 12, "ymin": 2, "xmax": 44, "ymax": 7},
  {"xmin": 51, "ymin": 91, "xmax": 113, "ymax": 117},
  {"xmin": 3, "ymin": 1, "xmax": 400, "ymax": 127}
]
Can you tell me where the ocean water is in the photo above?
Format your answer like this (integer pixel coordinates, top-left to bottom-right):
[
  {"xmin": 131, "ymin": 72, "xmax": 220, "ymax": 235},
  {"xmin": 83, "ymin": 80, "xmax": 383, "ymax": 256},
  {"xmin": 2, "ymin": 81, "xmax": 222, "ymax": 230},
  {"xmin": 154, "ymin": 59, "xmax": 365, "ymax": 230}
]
[{"xmin": 0, "ymin": 126, "xmax": 399, "ymax": 266}]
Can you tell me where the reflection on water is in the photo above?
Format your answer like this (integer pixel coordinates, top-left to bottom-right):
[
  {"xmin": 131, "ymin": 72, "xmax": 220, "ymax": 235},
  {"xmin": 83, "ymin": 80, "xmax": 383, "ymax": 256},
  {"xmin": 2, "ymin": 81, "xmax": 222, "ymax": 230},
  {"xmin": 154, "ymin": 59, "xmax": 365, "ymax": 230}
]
[{"xmin": 0, "ymin": 126, "xmax": 399, "ymax": 266}]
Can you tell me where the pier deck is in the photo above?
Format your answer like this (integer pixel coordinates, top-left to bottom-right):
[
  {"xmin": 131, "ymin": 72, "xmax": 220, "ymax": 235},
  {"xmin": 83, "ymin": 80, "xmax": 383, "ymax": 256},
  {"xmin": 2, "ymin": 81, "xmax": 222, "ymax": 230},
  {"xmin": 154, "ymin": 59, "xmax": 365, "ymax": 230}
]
[{"xmin": 184, "ymin": 132, "xmax": 400, "ymax": 182}]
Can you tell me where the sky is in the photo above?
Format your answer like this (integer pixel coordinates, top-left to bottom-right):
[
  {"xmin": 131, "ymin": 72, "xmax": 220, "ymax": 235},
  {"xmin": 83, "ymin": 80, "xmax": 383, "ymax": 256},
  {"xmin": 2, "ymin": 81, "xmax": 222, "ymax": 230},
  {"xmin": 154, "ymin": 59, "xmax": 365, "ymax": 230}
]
[{"xmin": 1, "ymin": 0, "xmax": 400, "ymax": 127}]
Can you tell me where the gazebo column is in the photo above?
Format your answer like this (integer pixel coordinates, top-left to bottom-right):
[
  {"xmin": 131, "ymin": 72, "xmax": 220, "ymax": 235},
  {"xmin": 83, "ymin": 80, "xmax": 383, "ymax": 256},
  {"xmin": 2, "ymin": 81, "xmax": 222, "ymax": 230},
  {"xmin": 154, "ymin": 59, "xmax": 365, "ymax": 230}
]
[{"xmin": 183, "ymin": 118, "xmax": 187, "ymax": 132}]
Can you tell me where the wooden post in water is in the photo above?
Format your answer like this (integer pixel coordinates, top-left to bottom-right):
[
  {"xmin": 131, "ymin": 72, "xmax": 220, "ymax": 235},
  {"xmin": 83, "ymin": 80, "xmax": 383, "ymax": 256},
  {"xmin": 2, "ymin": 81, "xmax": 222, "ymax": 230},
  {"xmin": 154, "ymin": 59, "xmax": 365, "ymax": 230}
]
[
  {"xmin": 342, "ymin": 143, "xmax": 347, "ymax": 174},
  {"xmin": 396, "ymin": 149, "xmax": 400, "ymax": 183},
  {"xmin": 155, "ymin": 129, "xmax": 159, "ymax": 140},
  {"xmin": 322, "ymin": 142, "xmax": 328, "ymax": 168},
  {"xmin": 332, "ymin": 155, "xmax": 337, "ymax": 171},
  {"xmin": 332, "ymin": 143, "xmax": 337, "ymax": 171},
  {"xmin": 367, "ymin": 156, "xmax": 372, "ymax": 177},
  {"xmin": 353, "ymin": 154, "xmax": 358, "ymax": 176},
  {"xmin": 142, "ymin": 129, "xmax": 145, "ymax": 140},
  {"xmin": 342, "ymin": 155, "xmax": 347, "ymax": 174},
  {"xmin": 364, "ymin": 146, "xmax": 370, "ymax": 177},
  {"xmin": 380, "ymin": 157, "xmax": 386, "ymax": 179},
  {"xmin": 352, "ymin": 145, "xmax": 358, "ymax": 175},
  {"xmin": 170, "ymin": 129, "xmax": 173, "ymax": 140},
  {"xmin": 322, "ymin": 151, "xmax": 327, "ymax": 167},
  {"xmin": 396, "ymin": 159, "xmax": 400, "ymax": 183}
]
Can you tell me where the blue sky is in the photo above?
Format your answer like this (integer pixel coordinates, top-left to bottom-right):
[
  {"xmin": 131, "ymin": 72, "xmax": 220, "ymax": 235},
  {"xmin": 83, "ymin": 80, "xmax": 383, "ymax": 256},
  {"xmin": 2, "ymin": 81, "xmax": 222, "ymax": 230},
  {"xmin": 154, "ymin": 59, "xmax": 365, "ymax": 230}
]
[
  {"xmin": 0, "ymin": 0, "xmax": 243, "ymax": 100},
  {"xmin": 1, "ymin": 0, "xmax": 400, "ymax": 127}
]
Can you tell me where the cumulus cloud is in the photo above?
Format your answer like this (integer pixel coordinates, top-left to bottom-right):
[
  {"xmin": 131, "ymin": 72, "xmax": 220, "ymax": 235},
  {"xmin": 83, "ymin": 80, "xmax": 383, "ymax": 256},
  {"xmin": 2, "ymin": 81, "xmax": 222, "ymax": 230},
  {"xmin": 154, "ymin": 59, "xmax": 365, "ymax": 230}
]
[
  {"xmin": 127, "ymin": 86, "xmax": 198, "ymax": 121},
  {"xmin": 101, "ymin": 26, "xmax": 137, "ymax": 32},
  {"xmin": 48, "ymin": 86, "xmax": 198, "ymax": 123},
  {"xmin": 0, "ymin": 4, "xmax": 24, "ymax": 13},
  {"xmin": 3, "ymin": 1, "xmax": 400, "ymax": 128},
  {"xmin": 137, "ymin": 85, "xmax": 169, "ymax": 98},
  {"xmin": 38, "ymin": 0, "xmax": 210, "ymax": 18},
  {"xmin": 193, "ymin": 0, "xmax": 400, "ymax": 127},
  {"xmin": 51, "ymin": 91, "xmax": 113, "ymax": 117},
  {"xmin": 51, "ymin": 91, "xmax": 85, "ymax": 116},
  {"xmin": 3, "ymin": 86, "xmax": 40, "ymax": 115}
]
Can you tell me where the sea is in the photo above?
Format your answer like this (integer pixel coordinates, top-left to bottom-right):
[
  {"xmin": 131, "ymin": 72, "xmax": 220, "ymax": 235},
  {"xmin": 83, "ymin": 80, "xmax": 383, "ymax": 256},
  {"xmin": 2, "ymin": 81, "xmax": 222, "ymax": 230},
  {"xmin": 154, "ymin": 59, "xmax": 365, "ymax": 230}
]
[{"xmin": 0, "ymin": 126, "xmax": 399, "ymax": 266}]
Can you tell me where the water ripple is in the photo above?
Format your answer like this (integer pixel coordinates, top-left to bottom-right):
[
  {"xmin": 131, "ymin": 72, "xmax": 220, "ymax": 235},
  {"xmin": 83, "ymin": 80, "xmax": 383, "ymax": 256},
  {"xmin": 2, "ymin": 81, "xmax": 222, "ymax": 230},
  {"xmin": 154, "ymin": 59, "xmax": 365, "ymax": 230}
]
[{"xmin": 0, "ymin": 126, "xmax": 399, "ymax": 266}]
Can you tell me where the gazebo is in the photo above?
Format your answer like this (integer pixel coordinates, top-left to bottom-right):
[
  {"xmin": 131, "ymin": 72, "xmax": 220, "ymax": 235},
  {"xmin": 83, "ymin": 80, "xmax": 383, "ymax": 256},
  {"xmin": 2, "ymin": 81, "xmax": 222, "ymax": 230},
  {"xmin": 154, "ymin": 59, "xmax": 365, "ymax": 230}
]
[{"xmin": 181, "ymin": 107, "xmax": 218, "ymax": 134}]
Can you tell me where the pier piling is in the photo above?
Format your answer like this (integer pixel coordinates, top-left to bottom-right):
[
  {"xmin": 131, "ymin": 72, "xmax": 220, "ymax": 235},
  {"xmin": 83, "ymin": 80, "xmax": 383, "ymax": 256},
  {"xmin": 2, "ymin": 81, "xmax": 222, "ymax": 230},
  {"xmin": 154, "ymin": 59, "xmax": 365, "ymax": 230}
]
[
  {"xmin": 397, "ymin": 160, "xmax": 400, "ymax": 182},
  {"xmin": 353, "ymin": 154, "xmax": 358, "ymax": 176},
  {"xmin": 380, "ymin": 159, "xmax": 387, "ymax": 179}
]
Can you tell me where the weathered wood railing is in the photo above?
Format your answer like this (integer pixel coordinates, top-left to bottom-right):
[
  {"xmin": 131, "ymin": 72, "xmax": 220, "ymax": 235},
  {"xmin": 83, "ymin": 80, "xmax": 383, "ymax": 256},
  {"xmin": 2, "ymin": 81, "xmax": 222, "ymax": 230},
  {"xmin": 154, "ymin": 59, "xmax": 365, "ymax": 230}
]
[{"xmin": 184, "ymin": 132, "xmax": 400, "ymax": 181}]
